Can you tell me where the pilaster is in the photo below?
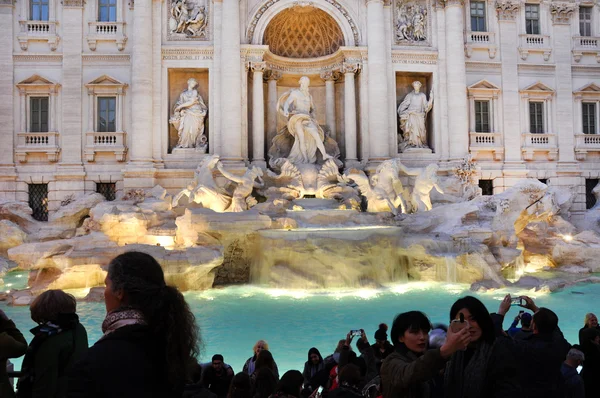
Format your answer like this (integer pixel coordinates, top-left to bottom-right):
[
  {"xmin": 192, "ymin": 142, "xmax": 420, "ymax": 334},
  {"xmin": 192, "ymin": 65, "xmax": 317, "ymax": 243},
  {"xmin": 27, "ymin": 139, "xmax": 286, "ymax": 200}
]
[
  {"xmin": 251, "ymin": 62, "xmax": 266, "ymax": 167},
  {"xmin": 341, "ymin": 63, "xmax": 360, "ymax": 166},
  {"xmin": 366, "ymin": 0, "xmax": 391, "ymax": 165},
  {"xmin": 0, "ymin": 0, "xmax": 16, "ymax": 198},
  {"xmin": 444, "ymin": 0, "xmax": 469, "ymax": 160},
  {"xmin": 495, "ymin": 0, "xmax": 522, "ymax": 163},
  {"xmin": 551, "ymin": 2, "xmax": 578, "ymax": 163},
  {"xmin": 320, "ymin": 70, "xmax": 340, "ymax": 143},
  {"xmin": 265, "ymin": 70, "xmax": 282, "ymax": 152}
]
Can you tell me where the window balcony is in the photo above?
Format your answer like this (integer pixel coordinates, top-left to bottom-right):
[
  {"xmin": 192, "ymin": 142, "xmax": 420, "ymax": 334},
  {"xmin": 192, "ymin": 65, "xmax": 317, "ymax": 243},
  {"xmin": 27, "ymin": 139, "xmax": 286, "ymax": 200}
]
[
  {"xmin": 17, "ymin": 20, "xmax": 59, "ymax": 51},
  {"xmin": 469, "ymin": 132, "xmax": 504, "ymax": 160},
  {"xmin": 521, "ymin": 133, "xmax": 558, "ymax": 160},
  {"xmin": 518, "ymin": 34, "xmax": 552, "ymax": 61},
  {"xmin": 572, "ymin": 36, "xmax": 600, "ymax": 63},
  {"xmin": 84, "ymin": 131, "xmax": 127, "ymax": 162},
  {"xmin": 465, "ymin": 32, "xmax": 497, "ymax": 59},
  {"xmin": 575, "ymin": 134, "xmax": 600, "ymax": 160},
  {"xmin": 86, "ymin": 21, "xmax": 127, "ymax": 51},
  {"xmin": 15, "ymin": 132, "xmax": 60, "ymax": 163}
]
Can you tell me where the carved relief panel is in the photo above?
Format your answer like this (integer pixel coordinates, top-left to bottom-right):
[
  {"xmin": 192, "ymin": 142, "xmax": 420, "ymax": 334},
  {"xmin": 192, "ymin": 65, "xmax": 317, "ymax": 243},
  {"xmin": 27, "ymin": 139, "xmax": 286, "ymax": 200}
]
[
  {"xmin": 167, "ymin": 0, "xmax": 209, "ymax": 41},
  {"xmin": 394, "ymin": 0, "xmax": 431, "ymax": 46}
]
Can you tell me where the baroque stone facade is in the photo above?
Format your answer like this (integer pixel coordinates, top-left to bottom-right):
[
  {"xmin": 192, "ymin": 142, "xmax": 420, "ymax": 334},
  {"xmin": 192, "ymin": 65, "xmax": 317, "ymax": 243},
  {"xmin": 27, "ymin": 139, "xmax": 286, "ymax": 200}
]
[{"xmin": 0, "ymin": 0, "xmax": 600, "ymax": 221}]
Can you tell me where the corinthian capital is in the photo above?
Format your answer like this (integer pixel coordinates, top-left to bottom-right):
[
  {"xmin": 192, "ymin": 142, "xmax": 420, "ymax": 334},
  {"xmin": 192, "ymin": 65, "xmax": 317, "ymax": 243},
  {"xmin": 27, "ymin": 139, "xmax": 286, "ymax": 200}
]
[
  {"xmin": 550, "ymin": 2, "xmax": 578, "ymax": 24},
  {"xmin": 495, "ymin": 0, "xmax": 521, "ymax": 21},
  {"xmin": 263, "ymin": 70, "xmax": 282, "ymax": 82}
]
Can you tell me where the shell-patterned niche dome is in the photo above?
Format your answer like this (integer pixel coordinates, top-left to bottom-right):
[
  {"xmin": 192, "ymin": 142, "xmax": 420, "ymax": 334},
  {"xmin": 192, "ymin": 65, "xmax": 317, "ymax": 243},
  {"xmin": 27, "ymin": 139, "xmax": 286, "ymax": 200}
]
[{"xmin": 263, "ymin": 6, "xmax": 345, "ymax": 59}]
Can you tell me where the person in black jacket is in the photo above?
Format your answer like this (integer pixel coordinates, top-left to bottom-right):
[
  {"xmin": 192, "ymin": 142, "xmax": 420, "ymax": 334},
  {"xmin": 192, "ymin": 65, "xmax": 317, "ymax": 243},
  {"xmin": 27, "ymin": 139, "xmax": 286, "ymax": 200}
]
[
  {"xmin": 579, "ymin": 327, "xmax": 600, "ymax": 398},
  {"xmin": 578, "ymin": 313, "xmax": 600, "ymax": 343},
  {"xmin": 494, "ymin": 295, "xmax": 571, "ymax": 398},
  {"xmin": 203, "ymin": 355, "xmax": 234, "ymax": 398},
  {"xmin": 68, "ymin": 251, "xmax": 200, "ymax": 398},
  {"xmin": 302, "ymin": 348, "xmax": 325, "ymax": 389}
]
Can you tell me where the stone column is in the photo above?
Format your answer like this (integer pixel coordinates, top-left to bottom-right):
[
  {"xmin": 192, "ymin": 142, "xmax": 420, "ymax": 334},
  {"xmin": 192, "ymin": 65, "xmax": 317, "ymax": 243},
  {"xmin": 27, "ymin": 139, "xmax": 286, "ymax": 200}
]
[
  {"xmin": 220, "ymin": 0, "xmax": 243, "ymax": 164},
  {"xmin": 495, "ymin": 0, "xmax": 522, "ymax": 163},
  {"xmin": 551, "ymin": 2, "xmax": 578, "ymax": 163},
  {"xmin": 444, "ymin": 0, "xmax": 469, "ymax": 160},
  {"xmin": 366, "ymin": 0, "xmax": 390, "ymax": 163},
  {"xmin": 128, "ymin": 0, "xmax": 154, "ymax": 167},
  {"xmin": 251, "ymin": 62, "xmax": 266, "ymax": 167},
  {"xmin": 212, "ymin": 0, "xmax": 223, "ymax": 155},
  {"xmin": 341, "ymin": 63, "xmax": 360, "ymax": 165},
  {"xmin": 321, "ymin": 71, "xmax": 339, "ymax": 140},
  {"xmin": 0, "ymin": 0, "xmax": 16, "ymax": 199},
  {"xmin": 265, "ymin": 70, "xmax": 282, "ymax": 150}
]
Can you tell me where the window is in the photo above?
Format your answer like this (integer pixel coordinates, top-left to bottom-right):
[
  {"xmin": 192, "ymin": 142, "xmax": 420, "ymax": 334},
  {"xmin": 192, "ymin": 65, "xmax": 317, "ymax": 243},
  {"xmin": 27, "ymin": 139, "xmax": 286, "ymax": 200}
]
[
  {"xmin": 96, "ymin": 183, "xmax": 116, "ymax": 201},
  {"xmin": 474, "ymin": 101, "xmax": 490, "ymax": 133},
  {"xmin": 587, "ymin": 179, "xmax": 599, "ymax": 209},
  {"xmin": 470, "ymin": 1, "xmax": 486, "ymax": 32},
  {"xmin": 529, "ymin": 102, "xmax": 544, "ymax": 134},
  {"xmin": 30, "ymin": 0, "xmax": 49, "ymax": 21},
  {"xmin": 30, "ymin": 97, "xmax": 49, "ymax": 133},
  {"xmin": 479, "ymin": 179, "xmax": 493, "ymax": 196},
  {"xmin": 580, "ymin": 7, "xmax": 592, "ymax": 37},
  {"xmin": 29, "ymin": 183, "xmax": 48, "ymax": 221},
  {"xmin": 525, "ymin": 4, "xmax": 540, "ymax": 35},
  {"xmin": 97, "ymin": 97, "xmax": 116, "ymax": 132},
  {"xmin": 98, "ymin": 0, "xmax": 117, "ymax": 22},
  {"xmin": 538, "ymin": 178, "xmax": 548, "ymax": 185},
  {"xmin": 583, "ymin": 103, "xmax": 597, "ymax": 135}
]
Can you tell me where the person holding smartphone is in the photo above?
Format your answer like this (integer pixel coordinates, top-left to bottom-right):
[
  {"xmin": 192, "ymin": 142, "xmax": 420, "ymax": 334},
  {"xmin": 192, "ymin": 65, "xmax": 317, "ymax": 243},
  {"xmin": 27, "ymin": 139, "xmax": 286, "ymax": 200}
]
[{"xmin": 380, "ymin": 311, "xmax": 470, "ymax": 398}]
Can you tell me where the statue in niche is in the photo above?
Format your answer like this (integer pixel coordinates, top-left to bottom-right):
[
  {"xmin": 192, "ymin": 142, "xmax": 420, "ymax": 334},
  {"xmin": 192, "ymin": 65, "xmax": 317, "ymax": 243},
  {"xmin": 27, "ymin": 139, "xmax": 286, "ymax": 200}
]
[
  {"xmin": 216, "ymin": 163, "xmax": 264, "ymax": 212},
  {"xmin": 269, "ymin": 76, "xmax": 339, "ymax": 165},
  {"xmin": 169, "ymin": 0, "xmax": 208, "ymax": 37},
  {"xmin": 398, "ymin": 163, "xmax": 444, "ymax": 212},
  {"xmin": 397, "ymin": 81, "xmax": 433, "ymax": 152},
  {"xmin": 396, "ymin": 2, "xmax": 428, "ymax": 43},
  {"xmin": 169, "ymin": 78, "xmax": 208, "ymax": 151}
]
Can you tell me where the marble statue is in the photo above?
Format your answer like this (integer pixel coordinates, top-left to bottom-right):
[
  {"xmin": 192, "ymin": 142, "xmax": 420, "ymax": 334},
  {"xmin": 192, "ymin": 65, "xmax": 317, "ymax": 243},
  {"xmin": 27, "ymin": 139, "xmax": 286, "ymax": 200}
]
[
  {"xmin": 172, "ymin": 155, "xmax": 231, "ymax": 212},
  {"xmin": 395, "ymin": 2, "xmax": 427, "ymax": 43},
  {"xmin": 169, "ymin": 78, "xmax": 208, "ymax": 151},
  {"xmin": 398, "ymin": 163, "xmax": 444, "ymax": 212},
  {"xmin": 397, "ymin": 81, "xmax": 433, "ymax": 152},
  {"xmin": 217, "ymin": 163, "xmax": 264, "ymax": 212},
  {"xmin": 345, "ymin": 159, "xmax": 408, "ymax": 215},
  {"xmin": 277, "ymin": 76, "xmax": 333, "ymax": 164},
  {"xmin": 169, "ymin": 0, "xmax": 208, "ymax": 37}
]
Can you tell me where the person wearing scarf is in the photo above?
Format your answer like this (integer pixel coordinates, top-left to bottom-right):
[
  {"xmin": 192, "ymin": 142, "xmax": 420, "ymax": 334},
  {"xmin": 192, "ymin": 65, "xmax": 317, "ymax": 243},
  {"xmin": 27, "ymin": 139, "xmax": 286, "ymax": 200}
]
[
  {"xmin": 16, "ymin": 290, "xmax": 88, "ymax": 398},
  {"xmin": 302, "ymin": 347, "xmax": 325, "ymax": 389},
  {"xmin": 68, "ymin": 251, "xmax": 200, "ymax": 398},
  {"xmin": 380, "ymin": 311, "xmax": 469, "ymax": 398}
]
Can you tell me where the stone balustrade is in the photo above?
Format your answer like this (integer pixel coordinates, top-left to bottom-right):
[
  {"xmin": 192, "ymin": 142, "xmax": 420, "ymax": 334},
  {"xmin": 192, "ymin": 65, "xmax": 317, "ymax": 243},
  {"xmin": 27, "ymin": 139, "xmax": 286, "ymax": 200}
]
[
  {"xmin": 469, "ymin": 132, "xmax": 504, "ymax": 160},
  {"xmin": 521, "ymin": 133, "xmax": 558, "ymax": 160},
  {"xmin": 15, "ymin": 132, "xmax": 60, "ymax": 162},
  {"xmin": 84, "ymin": 131, "xmax": 127, "ymax": 162},
  {"xmin": 518, "ymin": 34, "xmax": 552, "ymax": 61},
  {"xmin": 465, "ymin": 31, "xmax": 497, "ymax": 58},
  {"xmin": 86, "ymin": 21, "xmax": 127, "ymax": 51},
  {"xmin": 575, "ymin": 134, "xmax": 600, "ymax": 160},
  {"xmin": 572, "ymin": 36, "xmax": 600, "ymax": 63},
  {"xmin": 17, "ymin": 20, "xmax": 59, "ymax": 51}
]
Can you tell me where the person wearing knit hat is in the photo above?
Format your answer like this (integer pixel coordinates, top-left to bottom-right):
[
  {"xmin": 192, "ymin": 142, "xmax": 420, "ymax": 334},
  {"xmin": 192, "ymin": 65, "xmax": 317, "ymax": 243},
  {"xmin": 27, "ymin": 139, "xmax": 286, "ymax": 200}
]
[{"xmin": 371, "ymin": 323, "xmax": 394, "ymax": 365}]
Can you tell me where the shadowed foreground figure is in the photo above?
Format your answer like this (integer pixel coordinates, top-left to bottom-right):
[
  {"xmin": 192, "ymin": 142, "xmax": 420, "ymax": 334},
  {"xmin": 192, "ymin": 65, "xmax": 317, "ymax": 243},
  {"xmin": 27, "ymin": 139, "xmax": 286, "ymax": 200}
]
[{"xmin": 68, "ymin": 251, "xmax": 199, "ymax": 398}]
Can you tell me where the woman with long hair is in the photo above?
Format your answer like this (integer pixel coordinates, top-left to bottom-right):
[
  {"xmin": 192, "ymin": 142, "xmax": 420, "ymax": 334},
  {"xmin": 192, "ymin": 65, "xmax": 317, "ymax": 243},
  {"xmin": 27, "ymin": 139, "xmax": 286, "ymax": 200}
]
[
  {"xmin": 270, "ymin": 370, "xmax": 304, "ymax": 398},
  {"xmin": 579, "ymin": 328, "xmax": 600, "ymax": 398},
  {"xmin": 16, "ymin": 290, "xmax": 88, "ymax": 398},
  {"xmin": 302, "ymin": 347, "xmax": 324, "ymax": 388},
  {"xmin": 380, "ymin": 311, "xmax": 469, "ymax": 398},
  {"xmin": 244, "ymin": 340, "xmax": 279, "ymax": 378},
  {"xmin": 228, "ymin": 372, "xmax": 252, "ymax": 398},
  {"xmin": 68, "ymin": 251, "xmax": 200, "ymax": 397},
  {"xmin": 444, "ymin": 296, "xmax": 518, "ymax": 398},
  {"xmin": 579, "ymin": 313, "xmax": 600, "ymax": 343}
]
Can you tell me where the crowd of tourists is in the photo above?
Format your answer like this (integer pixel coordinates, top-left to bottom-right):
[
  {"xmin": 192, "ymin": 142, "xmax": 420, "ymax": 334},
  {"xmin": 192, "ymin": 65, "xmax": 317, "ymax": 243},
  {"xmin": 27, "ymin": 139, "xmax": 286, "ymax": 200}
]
[{"xmin": 0, "ymin": 251, "xmax": 599, "ymax": 398}]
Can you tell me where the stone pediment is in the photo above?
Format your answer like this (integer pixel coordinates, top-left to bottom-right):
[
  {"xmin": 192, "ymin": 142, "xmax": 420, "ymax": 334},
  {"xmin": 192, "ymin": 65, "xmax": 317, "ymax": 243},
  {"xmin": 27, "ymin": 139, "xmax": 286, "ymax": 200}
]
[
  {"xmin": 16, "ymin": 74, "xmax": 58, "ymax": 87},
  {"xmin": 85, "ymin": 75, "xmax": 128, "ymax": 94},
  {"xmin": 468, "ymin": 79, "xmax": 501, "ymax": 92},
  {"xmin": 521, "ymin": 82, "xmax": 555, "ymax": 93},
  {"xmin": 86, "ymin": 75, "xmax": 127, "ymax": 87},
  {"xmin": 575, "ymin": 83, "xmax": 600, "ymax": 94}
]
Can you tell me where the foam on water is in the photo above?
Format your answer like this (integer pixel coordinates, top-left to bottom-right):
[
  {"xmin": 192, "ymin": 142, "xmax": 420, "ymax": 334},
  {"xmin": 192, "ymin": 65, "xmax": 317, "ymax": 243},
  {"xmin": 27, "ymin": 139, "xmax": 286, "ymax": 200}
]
[{"xmin": 2, "ymin": 272, "xmax": 599, "ymax": 375}]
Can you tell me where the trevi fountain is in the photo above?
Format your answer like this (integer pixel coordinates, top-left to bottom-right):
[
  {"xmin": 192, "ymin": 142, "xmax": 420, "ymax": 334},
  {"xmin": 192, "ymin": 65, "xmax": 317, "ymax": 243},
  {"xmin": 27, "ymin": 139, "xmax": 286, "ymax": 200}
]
[{"xmin": 2, "ymin": 0, "xmax": 600, "ymax": 372}]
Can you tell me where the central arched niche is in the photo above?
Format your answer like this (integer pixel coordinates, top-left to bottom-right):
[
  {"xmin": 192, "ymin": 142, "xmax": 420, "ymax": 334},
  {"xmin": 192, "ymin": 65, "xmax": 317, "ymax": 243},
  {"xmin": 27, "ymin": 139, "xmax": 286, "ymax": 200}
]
[{"xmin": 263, "ymin": 6, "xmax": 345, "ymax": 59}]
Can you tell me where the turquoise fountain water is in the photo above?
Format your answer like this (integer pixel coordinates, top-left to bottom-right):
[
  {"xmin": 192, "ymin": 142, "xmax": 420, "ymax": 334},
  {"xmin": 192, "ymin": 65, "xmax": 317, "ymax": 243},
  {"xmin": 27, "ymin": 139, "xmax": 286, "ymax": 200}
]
[{"xmin": 2, "ymin": 270, "xmax": 598, "ymax": 374}]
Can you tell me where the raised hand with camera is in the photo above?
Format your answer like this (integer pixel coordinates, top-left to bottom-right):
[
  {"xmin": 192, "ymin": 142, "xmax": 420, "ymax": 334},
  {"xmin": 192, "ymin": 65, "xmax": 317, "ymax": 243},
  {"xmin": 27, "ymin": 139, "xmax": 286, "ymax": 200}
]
[{"xmin": 440, "ymin": 321, "xmax": 471, "ymax": 358}]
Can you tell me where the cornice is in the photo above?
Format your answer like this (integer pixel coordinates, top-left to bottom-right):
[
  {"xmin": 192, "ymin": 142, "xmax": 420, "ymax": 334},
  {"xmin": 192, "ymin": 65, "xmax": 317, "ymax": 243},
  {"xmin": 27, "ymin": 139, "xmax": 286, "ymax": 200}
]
[
  {"xmin": 82, "ymin": 54, "xmax": 131, "ymax": 64},
  {"xmin": 465, "ymin": 61, "xmax": 502, "ymax": 71},
  {"xmin": 517, "ymin": 63, "xmax": 556, "ymax": 73},
  {"xmin": 61, "ymin": 0, "xmax": 85, "ymax": 7}
]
